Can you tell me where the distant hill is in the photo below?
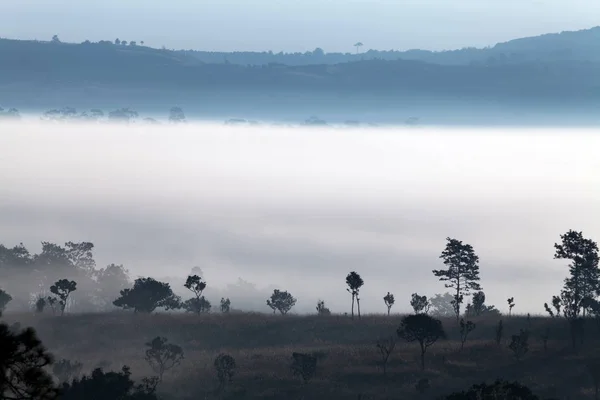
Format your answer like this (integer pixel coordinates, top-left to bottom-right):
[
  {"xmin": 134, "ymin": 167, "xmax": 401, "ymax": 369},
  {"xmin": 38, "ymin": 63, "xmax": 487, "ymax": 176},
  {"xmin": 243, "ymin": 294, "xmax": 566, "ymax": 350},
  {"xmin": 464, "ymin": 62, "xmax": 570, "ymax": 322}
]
[
  {"xmin": 1, "ymin": 33, "xmax": 600, "ymax": 113},
  {"xmin": 178, "ymin": 26, "xmax": 600, "ymax": 66}
]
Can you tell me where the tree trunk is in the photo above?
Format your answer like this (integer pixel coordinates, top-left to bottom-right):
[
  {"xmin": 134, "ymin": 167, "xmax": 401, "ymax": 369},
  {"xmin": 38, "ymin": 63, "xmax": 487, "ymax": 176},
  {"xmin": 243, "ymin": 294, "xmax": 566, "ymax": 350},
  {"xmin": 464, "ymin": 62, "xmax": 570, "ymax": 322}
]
[
  {"xmin": 357, "ymin": 297, "xmax": 361, "ymax": 320},
  {"xmin": 351, "ymin": 295, "xmax": 355, "ymax": 319},
  {"xmin": 420, "ymin": 341, "xmax": 426, "ymax": 371},
  {"xmin": 387, "ymin": 307, "xmax": 390, "ymax": 316}
]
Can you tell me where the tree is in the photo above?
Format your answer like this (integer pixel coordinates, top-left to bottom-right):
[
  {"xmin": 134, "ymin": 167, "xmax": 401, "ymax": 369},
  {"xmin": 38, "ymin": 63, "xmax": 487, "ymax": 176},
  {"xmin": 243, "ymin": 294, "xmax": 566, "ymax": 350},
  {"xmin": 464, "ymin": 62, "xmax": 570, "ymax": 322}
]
[
  {"xmin": 346, "ymin": 271, "xmax": 364, "ymax": 319},
  {"xmin": 397, "ymin": 314, "xmax": 446, "ymax": 371},
  {"xmin": 508, "ymin": 329, "xmax": 529, "ymax": 361},
  {"xmin": 65, "ymin": 241, "xmax": 96, "ymax": 272},
  {"xmin": 61, "ymin": 365, "xmax": 158, "ymax": 400},
  {"xmin": 214, "ymin": 354, "xmax": 236, "ymax": 391},
  {"xmin": 316, "ymin": 299, "xmax": 331, "ymax": 315},
  {"xmin": 0, "ymin": 288, "xmax": 12, "ymax": 312},
  {"xmin": 375, "ymin": 336, "xmax": 396, "ymax": 376},
  {"xmin": 354, "ymin": 42, "xmax": 363, "ymax": 54},
  {"xmin": 459, "ymin": 318, "xmax": 476, "ymax": 350},
  {"xmin": 507, "ymin": 297, "xmax": 515, "ymax": 316},
  {"xmin": 95, "ymin": 264, "xmax": 130, "ymax": 309},
  {"xmin": 144, "ymin": 337, "xmax": 184, "ymax": 382},
  {"xmin": 52, "ymin": 358, "xmax": 82, "ymax": 383},
  {"xmin": 383, "ymin": 292, "xmax": 395, "ymax": 315},
  {"xmin": 410, "ymin": 293, "xmax": 429, "ymax": 314},
  {"xmin": 183, "ymin": 275, "xmax": 207, "ymax": 315},
  {"xmin": 433, "ymin": 237, "xmax": 482, "ymax": 323},
  {"xmin": 49, "ymin": 279, "xmax": 77, "ymax": 316},
  {"xmin": 220, "ymin": 297, "xmax": 231, "ymax": 313},
  {"xmin": 51, "ymin": 35, "xmax": 60, "ymax": 43},
  {"xmin": 495, "ymin": 320, "xmax": 504, "ymax": 345},
  {"xmin": 429, "ymin": 292, "xmax": 455, "ymax": 317},
  {"xmin": 555, "ymin": 230, "xmax": 600, "ymax": 318},
  {"xmin": 444, "ymin": 379, "xmax": 542, "ymax": 400},
  {"xmin": 115, "ymin": 38, "xmax": 121, "ymax": 45},
  {"xmin": 472, "ymin": 291, "xmax": 485, "ymax": 315},
  {"xmin": 0, "ymin": 319, "xmax": 59, "ymax": 399},
  {"xmin": 168, "ymin": 107, "xmax": 186, "ymax": 123},
  {"xmin": 266, "ymin": 289, "xmax": 296, "ymax": 315},
  {"xmin": 108, "ymin": 108, "xmax": 138, "ymax": 123},
  {"xmin": 113, "ymin": 277, "xmax": 181, "ymax": 313}
]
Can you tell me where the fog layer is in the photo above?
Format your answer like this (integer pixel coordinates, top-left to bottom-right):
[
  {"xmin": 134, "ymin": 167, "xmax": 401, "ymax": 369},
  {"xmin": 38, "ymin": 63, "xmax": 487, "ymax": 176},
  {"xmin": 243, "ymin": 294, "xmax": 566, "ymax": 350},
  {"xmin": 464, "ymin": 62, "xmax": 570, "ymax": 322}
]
[{"xmin": 1, "ymin": 122, "xmax": 599, "ymax": 314}]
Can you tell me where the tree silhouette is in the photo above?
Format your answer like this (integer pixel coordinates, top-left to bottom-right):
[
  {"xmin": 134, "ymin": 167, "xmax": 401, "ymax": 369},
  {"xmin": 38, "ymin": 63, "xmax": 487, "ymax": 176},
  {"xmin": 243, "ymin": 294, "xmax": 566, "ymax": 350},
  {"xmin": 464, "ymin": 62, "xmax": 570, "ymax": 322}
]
[
  {"xmin": 52, "ymin": 358, "xmax": 82, "ymax": 383},
  {"xmin": 375, "ymin": 336, "xmax": 396, "ymax": 376},
  {"xmin": 433, "ymin": 238, "xmax": 481, "ymax": 323},
  {"xmin": 144, "ymin": 337, "xmax": 184, "ymax": 382},
  {"xmin": 61, "ymin": 365, "xmax": 158, "ymax": 400},
  {"xmin": 429, "ymin": 292, "xmax": 455, "ymax": 317},
  {"xmin": 507, "ymin": 297, "xmax": 515, "ymax": 316},
  {"xmin": 0, "ymin": 288, "xmax": 12, "ymax": 312},
  {"xmin": 214, "ymin": 353, "xmax": 236, "ymax": 391},
  {"xmin": 183, "ymin": 275, "xmax": 208, "ymax": 314},
  {"xmin": 410, "ymin": 293, "xmax": 430, "ymax": 314},
  {"xmin": 220, "ymin": 297, "xmax": 231, "ymax": 313},
  {"xmin": 51, "ymin": 35, "xmax": 60, "ymax": 43},
  {"xmin": 49, "ymin": 279, "xmax": 77, "ymax": 316},
  {"xmin": 459, "ymin": 318, "xmax": 476, "ymax": 350},
  {"xmin": 168, "ymin": 107, "xmax": 186, "ymax": 123},
  {"xmin": 397, "ymin": 313, "xmax": 446, "ymax": 371},
  {"xmin": 354, "ymin": 42, "xmax": 363, "ymax": 54},
  {"xmin": 383, "ymin": 292, "xmax": 395, "ymax": 315},
  {"xmin": 266, "ymin": 289, "xmax": 296, "ymax": 315},
  {"xmin": 472, "ymin": 291, "xmax": 485, "ymax": 315},
  {"xmin": 444, "ymin": 379, "xmax": 542, "ymax": 400},
  {"xmin": 316, "ymin": 299, "xmax": 331, "ymax": 315},
  {"xmin": 346, "ymin": 271, "xmax": 364, "ymax": 319},
  {"xmin": 113, "ymin": 277, "xmax": 181, "ymax": 313},
  {"xmin": 0, "ymin": 318, "xmax": 59, "ymax": 399},
  {"xmin": 508, "ymin": 329, "xmax": 529, "ymax": 361}
]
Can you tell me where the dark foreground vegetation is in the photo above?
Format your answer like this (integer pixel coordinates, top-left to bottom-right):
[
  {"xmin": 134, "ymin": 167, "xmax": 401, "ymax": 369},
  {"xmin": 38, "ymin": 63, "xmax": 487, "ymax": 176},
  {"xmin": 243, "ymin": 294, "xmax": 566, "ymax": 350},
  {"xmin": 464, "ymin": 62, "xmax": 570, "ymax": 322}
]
[{"xmin": 1, "ymin": 229, "xmax": 599, "ymax": 398}]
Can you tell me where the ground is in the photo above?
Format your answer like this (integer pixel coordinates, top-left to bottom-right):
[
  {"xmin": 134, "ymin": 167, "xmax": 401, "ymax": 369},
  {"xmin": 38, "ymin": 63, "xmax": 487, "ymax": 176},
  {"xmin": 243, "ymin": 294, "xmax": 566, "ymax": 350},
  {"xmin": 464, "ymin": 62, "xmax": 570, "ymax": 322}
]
[{"xmin": 2, "ymin": 311, "xmax": 597, "ymax": 399}]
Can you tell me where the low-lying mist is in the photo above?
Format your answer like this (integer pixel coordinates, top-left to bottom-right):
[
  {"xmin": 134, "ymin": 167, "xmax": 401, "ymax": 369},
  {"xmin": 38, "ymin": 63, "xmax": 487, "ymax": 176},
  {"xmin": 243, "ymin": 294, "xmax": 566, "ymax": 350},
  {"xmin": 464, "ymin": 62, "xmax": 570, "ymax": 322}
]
[{"xmin": 1, "ymin": 121, "xmax": 599, "ymax": 314}]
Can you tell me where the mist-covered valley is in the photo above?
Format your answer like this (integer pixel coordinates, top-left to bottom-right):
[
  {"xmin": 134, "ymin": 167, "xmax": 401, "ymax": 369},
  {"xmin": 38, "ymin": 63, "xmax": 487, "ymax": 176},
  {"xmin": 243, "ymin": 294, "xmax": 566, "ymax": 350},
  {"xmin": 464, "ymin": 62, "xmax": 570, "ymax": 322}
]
[{"xmin": 1, "ymin": 121, "xmax": 598, "ymax": 315}]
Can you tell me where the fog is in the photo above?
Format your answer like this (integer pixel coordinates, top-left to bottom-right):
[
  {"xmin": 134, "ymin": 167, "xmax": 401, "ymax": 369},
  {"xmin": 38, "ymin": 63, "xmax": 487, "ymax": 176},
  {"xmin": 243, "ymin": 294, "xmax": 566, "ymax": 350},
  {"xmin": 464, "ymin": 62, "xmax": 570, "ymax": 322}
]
[{"xmin": 1, "ymin": 122, "xmax": 599, "ymax": 314}]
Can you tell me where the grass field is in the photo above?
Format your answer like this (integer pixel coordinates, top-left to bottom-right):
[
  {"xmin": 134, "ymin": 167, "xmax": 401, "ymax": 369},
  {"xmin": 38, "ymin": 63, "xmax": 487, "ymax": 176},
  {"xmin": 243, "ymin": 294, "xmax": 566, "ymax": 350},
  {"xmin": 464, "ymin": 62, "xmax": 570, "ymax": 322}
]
[{"xmin": 3, "ymin": 311, "xmax": 598, "ymax": 399}]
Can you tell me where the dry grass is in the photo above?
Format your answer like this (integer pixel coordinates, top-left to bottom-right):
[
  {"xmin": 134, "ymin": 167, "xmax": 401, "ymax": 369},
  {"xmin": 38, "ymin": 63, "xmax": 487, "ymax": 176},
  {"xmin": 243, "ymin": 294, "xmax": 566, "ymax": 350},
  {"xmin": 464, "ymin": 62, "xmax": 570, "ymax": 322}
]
[{"xmin": 3, "ymin": 311, "xmax": 598, "ymax": 399}]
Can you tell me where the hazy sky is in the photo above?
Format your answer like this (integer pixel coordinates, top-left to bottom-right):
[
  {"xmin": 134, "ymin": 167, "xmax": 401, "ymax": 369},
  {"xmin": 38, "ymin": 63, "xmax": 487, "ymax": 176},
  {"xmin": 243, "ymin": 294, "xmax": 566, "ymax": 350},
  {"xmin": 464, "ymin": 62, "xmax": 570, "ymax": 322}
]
[
  {"xmin": 1, "ymin": 122, "xmax": 599, "ymax": 314},
  {"xmin": 2, "ymin": 0, "xmax": 599, "ymax": 52}
]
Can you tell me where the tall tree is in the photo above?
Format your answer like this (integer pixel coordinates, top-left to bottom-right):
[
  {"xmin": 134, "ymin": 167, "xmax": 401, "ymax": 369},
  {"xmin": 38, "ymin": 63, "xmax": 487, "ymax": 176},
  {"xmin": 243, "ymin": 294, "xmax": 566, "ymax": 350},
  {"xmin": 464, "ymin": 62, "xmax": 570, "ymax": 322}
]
[
  {"xmin": 383, "ymin": 292, "xmax": 395, "ymax": 315},
  {"xmin": 397, "ymin": 314, "xmax": 446, "ymax": 371},
  {"xmin": 266, "ymin": 289, "xmax": 296, "ymax": 315},
  {"xmin": 49, "ymin": 279, "xmax": 77, "ymax": 316},
  {"xmin": 346, "ymin": 271, "xmax": 364, "ymax": 319},
  {"xmin": 113, "ymin": 278, "xmax": 181, "ymax": 313},
  {"xmin": 554, "ymin": 230, "xmax": 600, "ymax": 318},
  {"xmin": 433, "ymin": 238, "xmax": 481, "ymax": 323}
]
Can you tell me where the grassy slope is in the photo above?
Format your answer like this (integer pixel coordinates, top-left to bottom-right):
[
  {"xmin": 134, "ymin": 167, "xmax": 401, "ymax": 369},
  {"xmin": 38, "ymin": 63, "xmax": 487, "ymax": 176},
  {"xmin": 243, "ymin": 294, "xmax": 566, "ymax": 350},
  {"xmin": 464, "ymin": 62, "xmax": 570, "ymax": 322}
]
[{"xmin": 4, "ymin": 312, "xmax": 598, "ymax": 399}]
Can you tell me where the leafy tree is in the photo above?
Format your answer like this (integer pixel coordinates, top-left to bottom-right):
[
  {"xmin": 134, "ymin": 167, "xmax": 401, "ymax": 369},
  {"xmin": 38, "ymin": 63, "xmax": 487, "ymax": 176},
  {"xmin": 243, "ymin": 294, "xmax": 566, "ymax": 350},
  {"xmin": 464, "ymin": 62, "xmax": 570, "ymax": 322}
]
[
  {"xmin": 0, "ymin": 288, "xmax": 12, "ymax": 312},
  {"xmin": 113, "ymin": 277, "xmax": 181, "ymax": 313},
  {"xmin": 49, "ymin": 279, "xmax": 77, "ymax": 316},
  {"xmin": 61, "ymin": 365, "xmax": 158, "ymax": 400},
  {"xmin": 0, "ymin": 318, "xmax": 59, "ymax": 399},
  {"xmin": 52, "ymin": 358, "xmax": 82, "ymax": 383},
  {"xmin": 354, "ymin": 42, "xmax": 363, "ymax": 54},
  {"xmin": 555, "ymin": 230, "xmax": 600, "ymax": 317},
  {"xmin": 444, "ymin": 379, "xmax": 542, "ymax": 400},
  {"xmin": 35, "ymin": 297, "xmax": 47, "ymax": 314},
  {"xmin": 472, "ymin": 291, "xmax": 485, "ymax": 315},
  {"xmin": 168, "ymin": 107, "xmax": 186, "ymax": 123},
  {"xmin": 183, "ymin": 275, "xmax": 208, "ymax": 314},
  {"xmin": 383, "ymin": 292, "xmax": 395, "ymax": 315},
  {"xmin": 508, "ymin": 329, "xmax": 529, "ymax": 361},
  {"xmin": 433, "ymin": 237, "xmax": 482, "ymax": 323},
  {"xmin": 182, "ymin": 296, "xmax": 211, "ymax": 313},
  {"xmin": 214, "ymin": 353, "xmax": 236, "ymax": 391},
  {"xmin": 459, "ymin": 319, "xmax": 476, "ymax": 350},
  {"xmin": 507, "ymin": 297, "xmax": 515, "ymax": 316},
  {"xmin": 220, "ymin": 297, "xmax": 231, "ymax": 313},
  {"xmin": 94, "ymin": 264, "xmax": 130, "ymax": 309},
  {"xmin": 266, "ymin": 289, "xmax": 296, "ymax": 315},
  {"xmin": 51, "ymin": 35, "xmax": 60, "ymax": 43},
  {"xmin": 316, "ymin": 299, "xmax": 331, "ymax": 315},
  {"xmin": 65, "ymin": 241, "xmax": 96, "ymax": 272},
  {"xmin": 115, "ymin": 38, "xmax": 121, "ymax": 45},
  {"xmin": 346, "ymin": 271, "xmax": 364, "ymax": 319},
  {"xmin": 291, "ymin": 352, "xmax": 317, "ymax": 384},
  {"xmin": 397, "ymin": 313, "xmax": 446, "ymax": 371},
  {"xmin": 375, "ymin": 336, "xmax": 395, "ymax": 376},
  {"xmin": 410, "ymin": 293, "xmax": 429, "ymax": 314},
  {"xmin": 429, "ymin": 292, "xmax": 455, "ymax": 317},
  {"xmin": 108, "ymin": 108, "xmax": 138, "ymax": 123},
  {"xmin": 144, "ymin": 337, "xmax": 184, "ymax": 382}
]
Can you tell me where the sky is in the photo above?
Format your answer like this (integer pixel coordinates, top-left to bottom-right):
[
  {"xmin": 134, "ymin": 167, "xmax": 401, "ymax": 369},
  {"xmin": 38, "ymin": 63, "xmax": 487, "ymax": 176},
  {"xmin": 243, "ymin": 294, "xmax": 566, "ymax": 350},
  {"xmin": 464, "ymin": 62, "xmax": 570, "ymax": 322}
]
[
  {"xmin": 1, "ymin": 122, "xmax": 599, "ymax": 314},
  {"xmin": 1, "ymin": 0, "xmax": 599, "ymax": 53}
]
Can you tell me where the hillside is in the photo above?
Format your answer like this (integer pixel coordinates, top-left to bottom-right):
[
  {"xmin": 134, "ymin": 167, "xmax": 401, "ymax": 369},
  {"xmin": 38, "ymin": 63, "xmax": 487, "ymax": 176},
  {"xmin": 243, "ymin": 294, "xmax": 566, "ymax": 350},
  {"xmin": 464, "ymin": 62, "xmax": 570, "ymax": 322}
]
[{"xmin": 179, "ymin": 26, "xmax": 600, "ymax": 66}]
